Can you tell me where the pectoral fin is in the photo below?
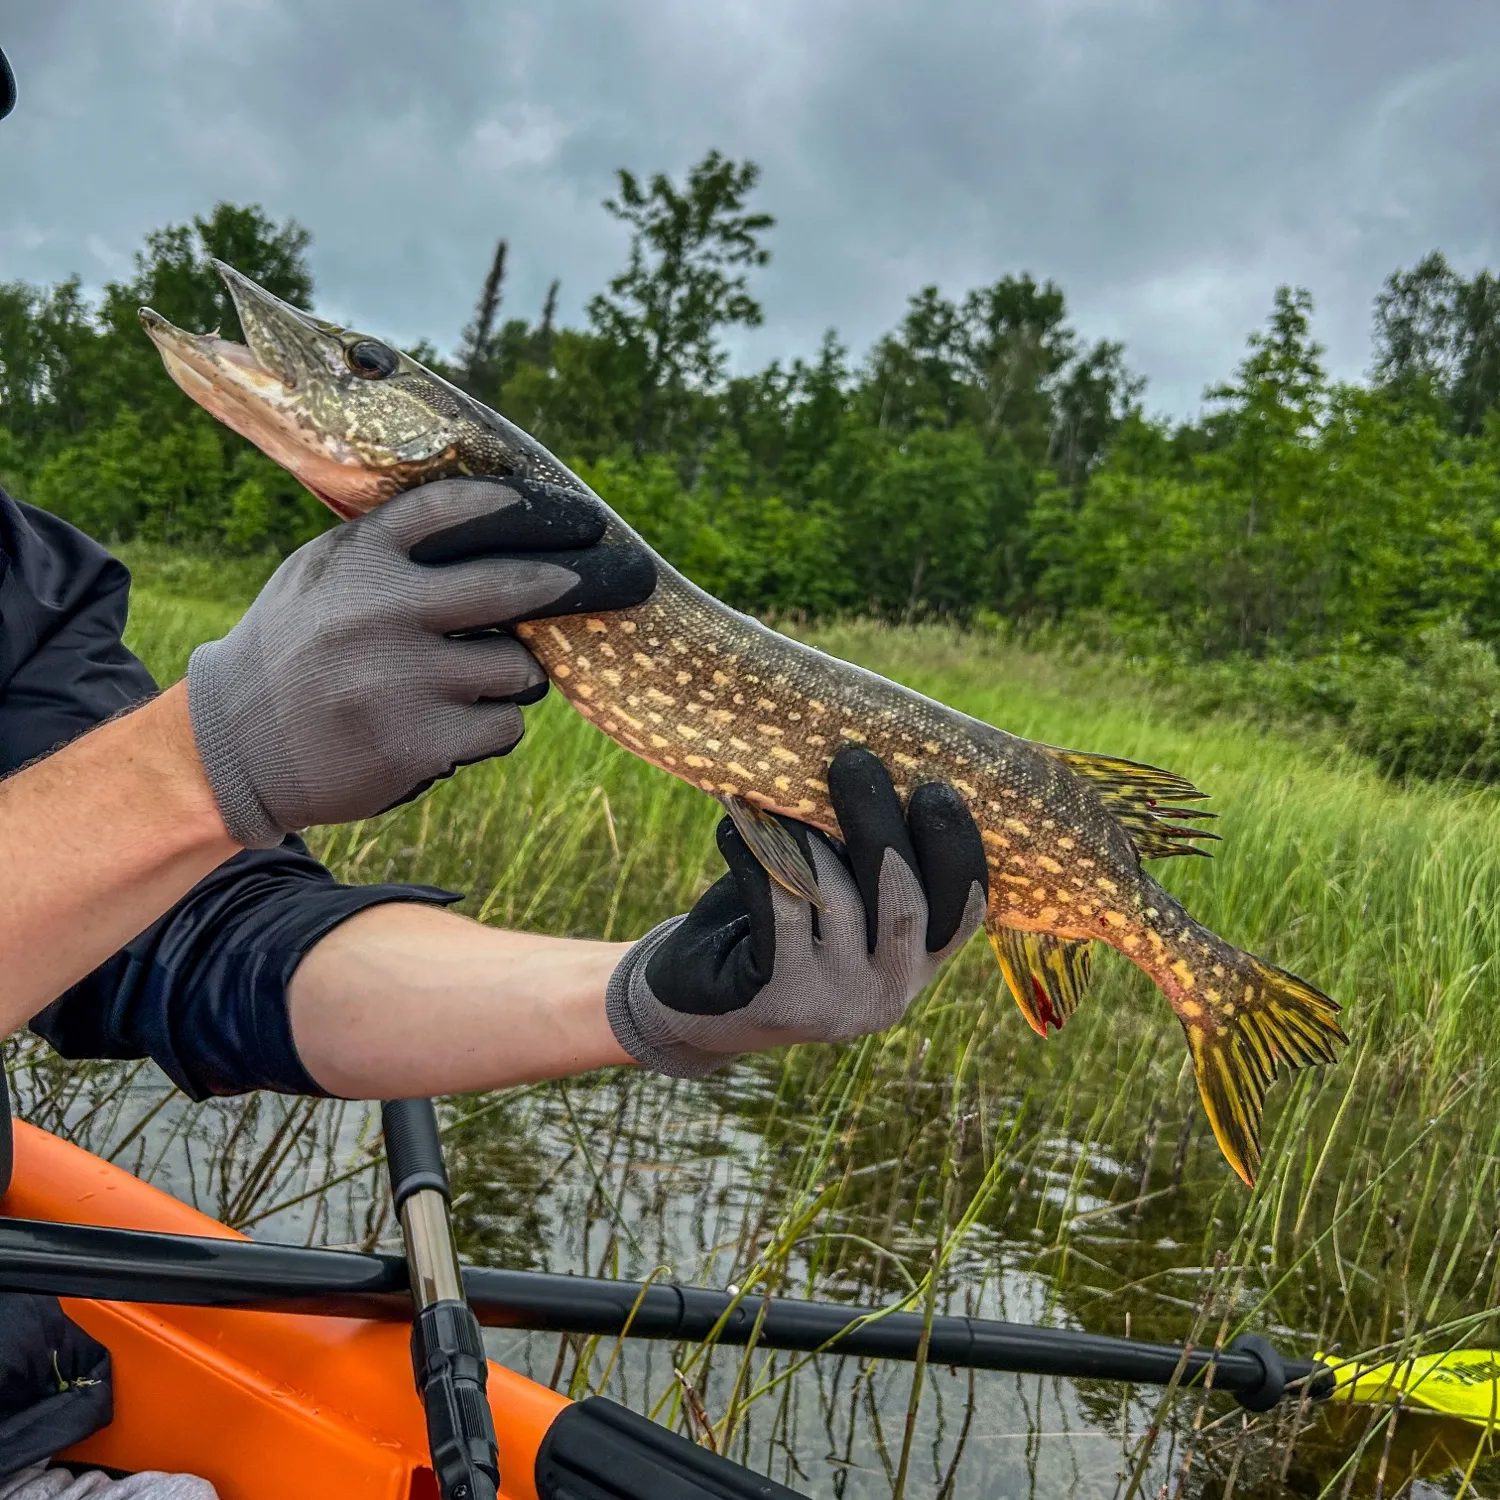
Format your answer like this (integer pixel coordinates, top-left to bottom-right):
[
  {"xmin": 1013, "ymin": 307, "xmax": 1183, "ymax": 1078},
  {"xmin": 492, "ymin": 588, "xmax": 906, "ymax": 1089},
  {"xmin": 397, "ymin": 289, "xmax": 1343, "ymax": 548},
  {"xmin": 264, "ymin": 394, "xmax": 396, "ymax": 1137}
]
[
  {"xmin": 987, "ymin": 921, "xmax": 1094, "ymax": 1037},
  {"xmin": 722, "ymin": 795, "xmax": 827, "ymax": 911}
]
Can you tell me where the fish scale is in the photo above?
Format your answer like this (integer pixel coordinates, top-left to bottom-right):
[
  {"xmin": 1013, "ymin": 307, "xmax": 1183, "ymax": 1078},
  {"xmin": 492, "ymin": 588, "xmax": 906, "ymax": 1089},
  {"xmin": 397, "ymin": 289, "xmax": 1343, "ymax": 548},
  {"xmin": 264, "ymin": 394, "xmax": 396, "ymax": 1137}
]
[
  {"xmin": 139, "ymin": 260, "xmax": 1350, "ymax": 1186},
  {"xmin": 520, "ymin": 570, "xmax": 1143, "ymax": 928}
]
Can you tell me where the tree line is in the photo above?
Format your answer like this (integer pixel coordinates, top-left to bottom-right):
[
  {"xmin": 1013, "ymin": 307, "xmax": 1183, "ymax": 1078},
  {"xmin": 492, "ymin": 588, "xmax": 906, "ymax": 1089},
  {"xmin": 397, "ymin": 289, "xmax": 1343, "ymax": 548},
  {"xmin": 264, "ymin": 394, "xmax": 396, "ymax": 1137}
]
[{"xmin": 4, "ymin": 153, "xmax": 1500, "ymax": 777}]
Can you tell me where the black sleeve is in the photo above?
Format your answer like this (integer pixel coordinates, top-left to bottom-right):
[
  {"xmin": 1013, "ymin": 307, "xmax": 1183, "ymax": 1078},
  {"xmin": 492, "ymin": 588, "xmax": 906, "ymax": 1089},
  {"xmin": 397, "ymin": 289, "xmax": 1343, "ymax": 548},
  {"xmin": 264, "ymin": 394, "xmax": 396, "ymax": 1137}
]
[
  {"xmin": 29, "ymin": 841, "xmax": 461, "ymax": 1100},
  {"xmin": 0, "ymin": 491, "xmax": 463, "ymax": 1099},
  {"xmin": 0, "ymin": 496, "xmax": 156, "ymax": 772}
]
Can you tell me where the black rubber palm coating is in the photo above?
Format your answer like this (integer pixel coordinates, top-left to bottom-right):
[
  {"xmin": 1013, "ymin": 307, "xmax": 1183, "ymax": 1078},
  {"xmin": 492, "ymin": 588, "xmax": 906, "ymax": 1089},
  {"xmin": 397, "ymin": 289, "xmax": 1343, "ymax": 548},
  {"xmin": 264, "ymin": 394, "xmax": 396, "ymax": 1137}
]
[
  {"xmin": 408, "ymin": 477, "xmax": 658, "ymax": 626},
  {"xmin": 648, "ymin": 866, "xmax": 760, "ymax": 1017},
  {"xmin": 908, "ymin": 781, "xmax": 990, "ymax": 951},
  {"xmin": 409, "ymin": 477, "xmax": 609, "ymax": 561},
  {"xmin": 716, "ymin": 820, "xmax": 779, "ymax": 985},
  {"xmin": 500, "ymin": 545, "xmax": 658, "ymax": 626},
  {"xmin": 826, "ymin": 747, "xmax": 922, "ymax": 955}
]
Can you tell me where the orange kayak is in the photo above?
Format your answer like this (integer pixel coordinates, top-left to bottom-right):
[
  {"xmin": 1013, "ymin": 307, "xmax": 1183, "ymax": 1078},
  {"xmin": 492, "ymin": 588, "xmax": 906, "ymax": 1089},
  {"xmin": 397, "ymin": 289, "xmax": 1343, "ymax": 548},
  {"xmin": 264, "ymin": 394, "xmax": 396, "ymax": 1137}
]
[
  {"xmin": 4, "ymin": 1120, "xmax": 563, "ymax": 1499},
  {"xmin": 3, "ymin": 1120, "xmax": 797, "ymax": 1500}
]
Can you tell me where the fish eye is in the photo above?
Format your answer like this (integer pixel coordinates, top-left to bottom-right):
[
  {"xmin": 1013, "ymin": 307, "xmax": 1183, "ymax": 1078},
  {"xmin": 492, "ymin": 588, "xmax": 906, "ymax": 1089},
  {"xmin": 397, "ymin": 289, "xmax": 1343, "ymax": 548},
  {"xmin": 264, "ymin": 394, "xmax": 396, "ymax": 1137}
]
[{"xmin": 345, "ymin": 338, "xmax": 400, "ymax": 379}]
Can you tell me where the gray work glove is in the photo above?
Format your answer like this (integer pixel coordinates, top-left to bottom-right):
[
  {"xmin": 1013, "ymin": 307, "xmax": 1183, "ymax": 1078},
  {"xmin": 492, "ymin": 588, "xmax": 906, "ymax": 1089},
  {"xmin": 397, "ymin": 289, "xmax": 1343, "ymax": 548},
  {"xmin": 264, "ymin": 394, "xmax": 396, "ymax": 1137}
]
[
  {"xmin": 187, "ymin": 475, "xmax": 655, "ymax": 847},
  {"xmin": 607, "ymin": 747, "xmax": 990, "ymax": 1076}
]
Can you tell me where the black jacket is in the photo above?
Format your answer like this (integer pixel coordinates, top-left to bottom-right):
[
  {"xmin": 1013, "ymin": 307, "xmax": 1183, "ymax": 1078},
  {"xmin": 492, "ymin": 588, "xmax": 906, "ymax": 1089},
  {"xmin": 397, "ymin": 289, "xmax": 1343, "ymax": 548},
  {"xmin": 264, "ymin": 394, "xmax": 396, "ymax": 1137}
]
[
  {"xmin": 0, "ymin": 1074, "xmax": 113, "ymax": 1479},
  {"xmin": 0, "ymin": 488, "xmax": 458, "ymax": 1099}
]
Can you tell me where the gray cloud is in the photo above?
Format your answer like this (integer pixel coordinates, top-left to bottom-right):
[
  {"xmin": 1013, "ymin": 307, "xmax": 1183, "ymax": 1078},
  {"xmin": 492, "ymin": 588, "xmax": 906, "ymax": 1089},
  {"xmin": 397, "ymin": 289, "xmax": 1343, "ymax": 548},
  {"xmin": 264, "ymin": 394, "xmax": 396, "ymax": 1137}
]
[{"xmin": 1, "ymin": 0, "xmax": 1497, "ymax": 419}]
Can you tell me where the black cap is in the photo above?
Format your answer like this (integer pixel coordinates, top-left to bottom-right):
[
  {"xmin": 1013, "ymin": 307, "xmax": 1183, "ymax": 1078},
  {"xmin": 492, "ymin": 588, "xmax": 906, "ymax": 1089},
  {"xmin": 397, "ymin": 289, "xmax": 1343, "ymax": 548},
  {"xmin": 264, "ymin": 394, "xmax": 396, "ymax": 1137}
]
[{"xmin": 0, "ymin": 48, "xmax": 14, "ymax": 121}]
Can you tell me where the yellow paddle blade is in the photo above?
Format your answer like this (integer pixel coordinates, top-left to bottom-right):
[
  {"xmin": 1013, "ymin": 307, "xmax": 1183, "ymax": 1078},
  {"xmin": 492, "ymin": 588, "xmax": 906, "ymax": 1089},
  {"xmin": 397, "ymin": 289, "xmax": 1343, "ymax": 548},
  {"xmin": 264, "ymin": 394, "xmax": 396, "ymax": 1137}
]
[{"xmin": 1318, "ymin": 1350, "xmax": 1500, "ymax": 1428}]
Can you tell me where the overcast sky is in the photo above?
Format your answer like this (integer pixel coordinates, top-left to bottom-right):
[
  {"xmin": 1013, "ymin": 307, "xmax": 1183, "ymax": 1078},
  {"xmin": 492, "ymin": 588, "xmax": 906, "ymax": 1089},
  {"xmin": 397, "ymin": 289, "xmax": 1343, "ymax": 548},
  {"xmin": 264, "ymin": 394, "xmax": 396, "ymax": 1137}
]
[{"xmin": 2, "ymin": 0, "xmax": 1497, "ymax": 419}]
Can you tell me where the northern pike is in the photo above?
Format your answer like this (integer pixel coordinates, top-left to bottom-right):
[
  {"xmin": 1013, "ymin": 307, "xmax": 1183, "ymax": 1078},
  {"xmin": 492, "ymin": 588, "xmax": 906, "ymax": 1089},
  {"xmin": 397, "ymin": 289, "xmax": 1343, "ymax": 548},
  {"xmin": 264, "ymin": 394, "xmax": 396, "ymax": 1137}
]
[{"xmin": 140, "ymin": 262, "xmax": 1346, "ymax": 1185}]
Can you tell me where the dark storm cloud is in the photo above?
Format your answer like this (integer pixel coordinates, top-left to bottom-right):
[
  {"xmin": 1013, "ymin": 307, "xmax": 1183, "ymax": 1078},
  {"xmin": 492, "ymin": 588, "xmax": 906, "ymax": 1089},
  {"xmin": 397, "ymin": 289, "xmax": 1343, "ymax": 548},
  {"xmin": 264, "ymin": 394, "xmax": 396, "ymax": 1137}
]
[{"xmin": 2, "ymin": 0, "xmax": 1497, "ymax": 417}]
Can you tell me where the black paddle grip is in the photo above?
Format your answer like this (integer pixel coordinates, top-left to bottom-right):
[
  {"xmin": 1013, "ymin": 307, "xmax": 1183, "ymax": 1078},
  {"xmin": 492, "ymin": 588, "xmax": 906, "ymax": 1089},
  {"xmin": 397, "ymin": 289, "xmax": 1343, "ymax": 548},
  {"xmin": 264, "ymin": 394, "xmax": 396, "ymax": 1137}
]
[
  {"xmin": 382, "ymin": 1099, "xmax": 450, "ymax": 1211},
  {"xmin": 413, "ymin": 1299, "xmax": 499, "ymax": 1500}
]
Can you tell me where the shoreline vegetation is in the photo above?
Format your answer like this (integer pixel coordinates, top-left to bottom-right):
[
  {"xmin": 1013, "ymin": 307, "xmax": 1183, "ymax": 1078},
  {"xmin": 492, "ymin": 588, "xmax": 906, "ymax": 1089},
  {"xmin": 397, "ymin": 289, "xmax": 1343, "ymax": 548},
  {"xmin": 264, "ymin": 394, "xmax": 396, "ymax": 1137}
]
[{"xmin": 4, "ymin": 159, "xmax": 1500, "ymax": 799}]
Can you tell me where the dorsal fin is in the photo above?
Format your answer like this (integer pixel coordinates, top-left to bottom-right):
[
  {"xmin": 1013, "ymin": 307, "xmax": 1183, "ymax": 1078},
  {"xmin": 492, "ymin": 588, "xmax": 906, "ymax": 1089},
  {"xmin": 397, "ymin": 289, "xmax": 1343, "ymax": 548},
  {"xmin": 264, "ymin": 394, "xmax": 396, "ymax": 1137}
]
[{"xmin": 1045, "ymin": 747, "xmax": 1220, "ymax": 861}]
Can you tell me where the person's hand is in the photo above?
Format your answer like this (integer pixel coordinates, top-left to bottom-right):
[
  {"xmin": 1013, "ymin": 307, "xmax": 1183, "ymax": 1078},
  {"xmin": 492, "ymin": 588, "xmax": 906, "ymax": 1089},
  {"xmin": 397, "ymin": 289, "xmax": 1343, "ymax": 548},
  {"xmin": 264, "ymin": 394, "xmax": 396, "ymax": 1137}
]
[
  {"xmin": 606, "ymin": 746, "xmax": 990, "ymax": 1075},
  {"xmin": 187, "ymin": 475, "xmax": 655, "ymax": 848}
]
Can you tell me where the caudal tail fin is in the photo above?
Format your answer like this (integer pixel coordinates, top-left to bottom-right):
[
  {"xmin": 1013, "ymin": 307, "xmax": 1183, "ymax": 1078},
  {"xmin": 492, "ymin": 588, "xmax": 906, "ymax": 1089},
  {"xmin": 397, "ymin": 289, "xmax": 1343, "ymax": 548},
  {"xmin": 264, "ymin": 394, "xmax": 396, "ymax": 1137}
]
[{"xmin": 1183, "ymin": 954, "xmax": 1347, "ymax": 1187}]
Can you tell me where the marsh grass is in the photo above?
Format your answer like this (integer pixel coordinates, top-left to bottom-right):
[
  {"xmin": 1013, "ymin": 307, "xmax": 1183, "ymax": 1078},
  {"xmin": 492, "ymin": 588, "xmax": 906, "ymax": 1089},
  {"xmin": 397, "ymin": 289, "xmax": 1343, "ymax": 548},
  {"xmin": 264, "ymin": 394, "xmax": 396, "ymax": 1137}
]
[{"xmin": 9, "ymin": 563, "xmax": 1500, "ymax": 1496}]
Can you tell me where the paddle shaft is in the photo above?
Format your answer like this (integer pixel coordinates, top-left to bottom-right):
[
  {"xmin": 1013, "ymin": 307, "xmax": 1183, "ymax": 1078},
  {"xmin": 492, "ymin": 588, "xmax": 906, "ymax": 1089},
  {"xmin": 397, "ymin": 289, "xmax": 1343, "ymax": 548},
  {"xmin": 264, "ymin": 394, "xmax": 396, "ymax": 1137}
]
[
  {"xmin": 382, "ymin": 1099, "xmax": 500, "ymax": 1500},
  {"xmin": 0, "ymin": 1213, "xmax": 1330, "ymax": 1409}
]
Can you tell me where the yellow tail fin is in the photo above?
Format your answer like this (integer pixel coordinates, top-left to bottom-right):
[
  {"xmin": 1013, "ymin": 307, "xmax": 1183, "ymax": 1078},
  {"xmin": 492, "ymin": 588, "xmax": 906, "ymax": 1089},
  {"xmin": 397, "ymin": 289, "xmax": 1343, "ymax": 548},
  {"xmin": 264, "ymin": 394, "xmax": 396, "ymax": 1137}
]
[{"xmin": 1185, "ymin": 956, "xmax": 1346, "ymax": 1186}]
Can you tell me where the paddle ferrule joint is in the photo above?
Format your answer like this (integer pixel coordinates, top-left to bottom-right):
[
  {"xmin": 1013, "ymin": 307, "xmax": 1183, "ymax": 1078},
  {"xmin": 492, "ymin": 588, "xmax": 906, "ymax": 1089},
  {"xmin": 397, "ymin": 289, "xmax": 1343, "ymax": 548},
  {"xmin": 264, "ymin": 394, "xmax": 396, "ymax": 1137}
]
[{"xmin": 400, "ymin": 1188, "xmax": 465, "ymax": 1308}]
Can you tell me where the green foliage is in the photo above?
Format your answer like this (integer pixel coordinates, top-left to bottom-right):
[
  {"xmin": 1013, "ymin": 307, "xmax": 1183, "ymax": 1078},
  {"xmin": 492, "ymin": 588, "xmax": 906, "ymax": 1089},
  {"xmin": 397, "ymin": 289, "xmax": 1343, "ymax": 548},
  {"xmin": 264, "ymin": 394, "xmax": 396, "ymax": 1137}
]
[
  {"xmin": 1374, "ymin": 249, "xmax": 1500, "ymax": 435},
  {"xmin": 8, "ymin": 171, "xmax": 1500, "ymax": 786},
  {"xmin": 577, "ymin": 446, "xmax": 848, "ymax": 617},
  {"xmin": 0, "ymin": 201, "xmax": 330, "ymax": 555},
  {"xmin": 588, "ymin": 150, "xmax": 774, "ymax": 457},
  {"xmin": 1167, "ymin": 623, "xmax": 1500, "ymax": 785},
  {"xmin": 814, "ymin": 422, "xmax": 1024, "ymax": 619},
  {"xmin": 1344, "ymin": 622, "xmax": 1500, "ymax": 780},
  {"xmin": 30, "ymin": 406, "xmax": 217, "ymax": 544},
  {"xmin": 1031, "ymin": 281, "xmax": 1500, "ymax": 783}
]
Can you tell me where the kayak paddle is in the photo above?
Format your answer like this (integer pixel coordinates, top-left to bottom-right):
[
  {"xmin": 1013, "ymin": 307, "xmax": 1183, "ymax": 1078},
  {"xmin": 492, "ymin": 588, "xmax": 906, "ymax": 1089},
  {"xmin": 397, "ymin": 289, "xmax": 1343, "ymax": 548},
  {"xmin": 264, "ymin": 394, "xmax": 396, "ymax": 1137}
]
[
  {"xmin": 383, "ymin": 1098, "xmax": 501, "ymax": 1500},
  {"xmin": 0, "ymin": 1212, "xmax": 1324, "ymax": 1412}
]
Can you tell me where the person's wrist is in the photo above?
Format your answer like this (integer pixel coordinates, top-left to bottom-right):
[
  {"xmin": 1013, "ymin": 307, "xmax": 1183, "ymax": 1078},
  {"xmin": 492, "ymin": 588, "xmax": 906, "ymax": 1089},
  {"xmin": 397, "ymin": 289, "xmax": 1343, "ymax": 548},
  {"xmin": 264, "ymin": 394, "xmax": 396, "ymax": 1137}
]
[
  {"xmin": 606, "ymin": 917, "xmax": 731, "ymax": 1078},
  {"xmin": 183, "ymin": 641, "xmax": 287, "ymax": 848},
  {"xmin": 145, "ymin": 680, "xmax": 244, "ymax": 852}
]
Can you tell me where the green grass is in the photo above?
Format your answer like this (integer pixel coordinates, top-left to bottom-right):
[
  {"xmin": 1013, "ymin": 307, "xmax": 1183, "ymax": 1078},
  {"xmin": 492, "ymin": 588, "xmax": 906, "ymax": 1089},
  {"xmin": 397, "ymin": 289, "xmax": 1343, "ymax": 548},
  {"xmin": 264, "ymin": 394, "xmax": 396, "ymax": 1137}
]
[
  {"xmin": 15, "ymin": 558, "xmax": 1500, "ymax": 1497},
  {"xmin": 117, "ymin": 557, "xmax": 1500, "ymax": 1073},
  {"xmin": 804, "ymin": 621, "xmax": 1500, "ymax": 1072}
]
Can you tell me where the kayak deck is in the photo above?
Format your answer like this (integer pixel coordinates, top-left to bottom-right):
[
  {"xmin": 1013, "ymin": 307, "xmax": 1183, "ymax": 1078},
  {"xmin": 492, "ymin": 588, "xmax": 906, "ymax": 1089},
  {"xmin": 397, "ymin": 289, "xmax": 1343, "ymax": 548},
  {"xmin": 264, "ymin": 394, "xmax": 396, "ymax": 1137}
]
[{"xmin": 3, "ymin": 1121, "xmax": 567, "ymax": 1500}]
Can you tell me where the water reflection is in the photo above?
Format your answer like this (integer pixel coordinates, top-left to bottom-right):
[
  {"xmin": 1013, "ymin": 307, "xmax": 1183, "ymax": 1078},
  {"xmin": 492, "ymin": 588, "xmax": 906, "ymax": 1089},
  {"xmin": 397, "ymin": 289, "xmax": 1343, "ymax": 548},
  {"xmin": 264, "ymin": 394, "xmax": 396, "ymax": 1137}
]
[{"xmin": 7, "ymin": 998, "xmax": 1499, "ymax": 1499}]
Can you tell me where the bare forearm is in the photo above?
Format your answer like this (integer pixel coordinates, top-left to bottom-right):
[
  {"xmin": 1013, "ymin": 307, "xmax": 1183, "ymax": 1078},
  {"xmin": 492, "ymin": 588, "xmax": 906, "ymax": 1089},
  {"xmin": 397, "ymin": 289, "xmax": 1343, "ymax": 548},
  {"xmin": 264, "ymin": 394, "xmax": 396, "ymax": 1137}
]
[
  {"xmin": 0, "ymin": 682, "xmax": 240, "ymax": 1032},
  {"xmin": 287, "ymin": 903, "xmax": 633, "ymax": 1097}
]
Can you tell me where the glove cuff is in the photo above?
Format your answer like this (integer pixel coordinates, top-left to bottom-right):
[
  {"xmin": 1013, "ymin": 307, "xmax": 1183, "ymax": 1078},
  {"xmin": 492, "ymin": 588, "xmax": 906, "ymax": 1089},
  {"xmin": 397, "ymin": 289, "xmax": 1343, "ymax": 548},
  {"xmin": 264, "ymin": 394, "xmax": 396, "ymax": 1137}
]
[
  {"xmin": 186, "ymin": 641, "xmax": 284, "ymax": 850},
  {"xmin": 606, "ymin": 916, "xmax": 734, "ymax": 1079}
]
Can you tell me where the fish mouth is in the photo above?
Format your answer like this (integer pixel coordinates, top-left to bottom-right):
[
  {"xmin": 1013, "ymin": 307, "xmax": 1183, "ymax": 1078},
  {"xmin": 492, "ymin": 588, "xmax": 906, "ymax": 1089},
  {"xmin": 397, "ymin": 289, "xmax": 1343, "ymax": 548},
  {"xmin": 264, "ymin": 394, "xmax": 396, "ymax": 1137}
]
[
  {"xmin": 139, "ymin": 258, "xmax": 322, "ymax": 404},
  {"xmin": 138, "ymin": 262, "xmax": 390, "ymax": 520},
  {"xmin": 138, "ymin": 304, "xmax": 287, "ymax": 403}
]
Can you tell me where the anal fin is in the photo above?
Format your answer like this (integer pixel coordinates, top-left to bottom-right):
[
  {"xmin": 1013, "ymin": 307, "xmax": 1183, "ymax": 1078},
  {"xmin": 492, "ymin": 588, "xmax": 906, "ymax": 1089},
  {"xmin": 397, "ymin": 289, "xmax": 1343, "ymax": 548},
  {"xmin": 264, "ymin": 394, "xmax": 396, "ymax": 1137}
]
[
  {"xmin": 722, "ymin": 796, "xmax": 827, "ymax": 911},
  {"xmin": 986, "ymin": 921, "xmax": 1095, "ymax": 1038}
]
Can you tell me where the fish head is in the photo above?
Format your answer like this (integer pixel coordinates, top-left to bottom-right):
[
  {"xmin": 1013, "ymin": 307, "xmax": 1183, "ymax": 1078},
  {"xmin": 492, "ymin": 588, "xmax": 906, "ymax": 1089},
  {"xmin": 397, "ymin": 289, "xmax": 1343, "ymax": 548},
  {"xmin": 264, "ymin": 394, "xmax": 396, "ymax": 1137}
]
[{"xmin": 139, "ymin": 259, "xmax": 565, "ymax": 519}]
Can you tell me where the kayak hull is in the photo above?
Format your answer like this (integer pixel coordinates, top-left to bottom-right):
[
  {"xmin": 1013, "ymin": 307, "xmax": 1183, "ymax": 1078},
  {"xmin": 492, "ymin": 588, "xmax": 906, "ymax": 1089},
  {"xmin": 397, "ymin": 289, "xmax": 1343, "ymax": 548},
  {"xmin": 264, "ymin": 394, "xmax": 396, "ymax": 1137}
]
[{"xmin": 3, "ymin": 1121, "xmax": 567, "ymax": 1500}]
